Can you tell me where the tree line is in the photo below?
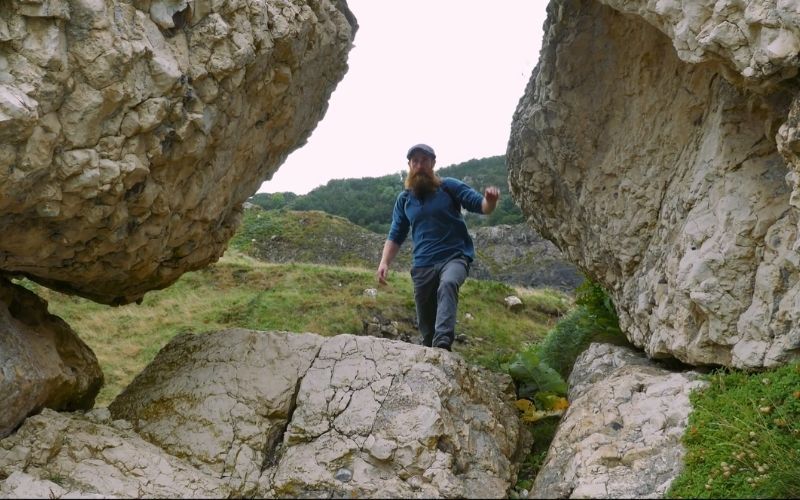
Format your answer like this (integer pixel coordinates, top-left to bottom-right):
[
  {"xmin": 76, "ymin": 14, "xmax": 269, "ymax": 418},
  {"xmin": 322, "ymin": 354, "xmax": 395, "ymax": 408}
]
[{"xmin": 249, "ymin": 155, "xmax": 524, "ymax": 234}]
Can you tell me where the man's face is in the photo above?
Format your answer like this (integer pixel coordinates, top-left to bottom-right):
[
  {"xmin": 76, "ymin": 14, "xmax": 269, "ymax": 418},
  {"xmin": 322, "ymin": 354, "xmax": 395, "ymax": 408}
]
[
  {"xmin": 405, "ymin": 151, "xmax": 440, "ymax": 195},
  {"xmin": 408, "ymin": 152, "xmax": 435, "ymax": 174}
]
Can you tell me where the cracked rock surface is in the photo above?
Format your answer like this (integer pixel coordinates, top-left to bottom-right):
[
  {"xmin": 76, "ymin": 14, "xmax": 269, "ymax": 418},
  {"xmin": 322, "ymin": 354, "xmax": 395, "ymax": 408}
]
[
  {"xmin": 0, "ymin": 0, "xmax": 356, "ymax": 305},
  {"xmin": 39, "ymin": 330, "xmax": 526, "ymax": 499},
  {"xmin": 508, "ymin": 0, "xmax": 800, "ymax": 368},
  {"xmin": 530, "ymin": 343, "xmax": 708, "ymax": 499},
  {"xmin": 0, "ymin": 408, "xmax": 231, "ymax": 498},
  {"xmin": 108, "ymin": 328, "xmax": 325, "ymax": 496},
  {"xmin": 267, "ymin": 334, "xmax": 524, "ymax": 499}
]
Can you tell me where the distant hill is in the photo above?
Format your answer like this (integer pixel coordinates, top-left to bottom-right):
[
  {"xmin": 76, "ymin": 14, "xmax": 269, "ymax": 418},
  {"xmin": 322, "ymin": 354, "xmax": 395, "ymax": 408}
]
[
  {"xmin": 231, "ymin": 207, "xmax": 583, "ymax": 291},
  {"xmin": 250, "ymin": 155, "xmax": 524, "ymax": 234},
  {"xmin": 229, "ymin": 208, "xmax": 413, "ymax": 271}
]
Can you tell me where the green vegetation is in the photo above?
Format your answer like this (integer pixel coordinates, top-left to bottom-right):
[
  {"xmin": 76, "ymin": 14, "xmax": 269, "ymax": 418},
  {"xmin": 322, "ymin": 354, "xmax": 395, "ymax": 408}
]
[
  {"xmin": 228, "ymin": 208, "xmax": 412, "ymax": 270},
  {"xmin": 508, "ymin": 280, "xmax": 632, "ymax": 488},
  {"xmin": 249, "ymin": 155, "xmax": 524, "ymax": 234},
  {"xmin": 17, "ymin": 224, "xmax": 800, "ymax": 499},
  {"xmin": 536, "ymin": 280, "xmax": 632, "ymax": 379},
  {"xmin": 668, "ymin": 364, "xmax": 800, "ymax": 499},
  {"xmin": 506, "ymin": 280, "xmax": 630, "ymax": 401},
  {"xmin": 504, "ymin": 280, "xmax": 800, "ymax": 498},
  {"xmin": 26, "ymin": 251, "xmax": 569, "ymax": 406}
]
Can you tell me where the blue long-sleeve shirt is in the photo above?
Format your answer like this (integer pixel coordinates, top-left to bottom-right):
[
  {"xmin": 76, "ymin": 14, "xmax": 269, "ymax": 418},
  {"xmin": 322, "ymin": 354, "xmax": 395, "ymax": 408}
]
[{"xmin": 387, "ymin": 177, "xmax": 485, "ymax": 267}]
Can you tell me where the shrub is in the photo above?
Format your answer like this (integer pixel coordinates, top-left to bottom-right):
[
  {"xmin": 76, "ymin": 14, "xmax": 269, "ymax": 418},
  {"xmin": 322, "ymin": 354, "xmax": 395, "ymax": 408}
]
[{"xmin": 536, "ymin": 280, "xmax": 630, "ymax": 380}]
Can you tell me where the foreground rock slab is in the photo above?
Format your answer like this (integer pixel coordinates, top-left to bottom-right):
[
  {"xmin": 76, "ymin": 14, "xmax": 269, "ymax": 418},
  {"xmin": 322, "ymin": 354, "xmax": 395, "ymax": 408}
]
[
  {"xmin": 0, "ymin": 277, "xmax": 102, "ymax": 438},
  {"xmin": 531, "ymin": 343, "xmax": 708, "ymax": 499},
  {"xmin": 108, "ymin": 329, "xmax": 325, "ymax": 496},
  {"xmin": 0, "ymin": 0, "xmax": 356, "ymax": 304},
  {"xmin": 105, "ymin": 330, "xmax": 525, "ymax": 498},
  {"xmin": 0, "ymin": 408, "xmax": 230, "ymax": 498}
]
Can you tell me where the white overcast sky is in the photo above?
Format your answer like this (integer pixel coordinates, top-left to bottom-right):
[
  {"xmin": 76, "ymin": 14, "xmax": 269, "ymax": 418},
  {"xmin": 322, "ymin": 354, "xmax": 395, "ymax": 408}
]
[{"xmin": 258, "ymin": 0, "xmax": 548, "ymax": 195}]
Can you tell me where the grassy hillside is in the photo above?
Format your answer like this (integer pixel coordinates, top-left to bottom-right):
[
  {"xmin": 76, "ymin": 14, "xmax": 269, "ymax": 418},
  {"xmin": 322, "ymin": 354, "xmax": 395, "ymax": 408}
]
[
  {"xmin": 23, "ymin": 251, "xmax": 570, "ymax": 406},
  {"xmin": 230, "ymin": 208, "xmax": 585, "ymax": 291},
  {"xmin": 17, "ymin": 253, "xmax": 800, "ymax": 498},
  {"xmin": 250, "ymin": 155, "xmax": 524, "ymax": 234},
  {"xmin": 229, "ymin": 208, "xmax": 413, "ymax": 271}
]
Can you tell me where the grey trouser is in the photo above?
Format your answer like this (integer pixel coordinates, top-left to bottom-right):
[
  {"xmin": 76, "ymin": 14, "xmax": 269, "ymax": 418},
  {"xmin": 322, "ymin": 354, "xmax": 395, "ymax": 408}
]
[{"xmin": 410, "ymin": 256, "xmax": 469, "ymax": 348}]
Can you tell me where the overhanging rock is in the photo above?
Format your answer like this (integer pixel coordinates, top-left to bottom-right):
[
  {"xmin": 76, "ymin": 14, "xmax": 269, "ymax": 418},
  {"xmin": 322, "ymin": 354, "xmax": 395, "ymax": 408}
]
[
  {"xmin": 0, "ymin": 0, "xmax": 357, "ymax": 305},
  {"xmin": 508, "ymin": 0, "xmax": 800, "ymax": 368}
]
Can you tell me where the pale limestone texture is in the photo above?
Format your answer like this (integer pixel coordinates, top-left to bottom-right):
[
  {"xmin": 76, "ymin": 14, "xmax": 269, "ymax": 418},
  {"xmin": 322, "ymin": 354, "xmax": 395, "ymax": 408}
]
[
  {"xmin": 530, "ymin": 343, "xmax": 708, "ymax": 499},
  {"xmin": 108, "ymin": 329, "xmax": 325, "ymax": 496},
  {"xmin": 508, "ymin": 0, "xmax": 800, "ymax": 369},
  {"xmin": 0, "ymin": 277, "xmax": 102, "ymax": 438},
  {"xmin": 0, "ymin": 408, "xmax": 231, "ymax": 498},
  {"xmin": 597, "ymin": 0, "xmax": 800, "ymax": 86},
  {"xmin": 267, "ymin": 334, "xmax": 524, "ymax": 499},
  {"xmin": 0, "ymin": 0, "xmax": 356, "ymax": 304},
  {"xmin": 104, "ymin": 330, "xmax": 525, "ymax": 498}
]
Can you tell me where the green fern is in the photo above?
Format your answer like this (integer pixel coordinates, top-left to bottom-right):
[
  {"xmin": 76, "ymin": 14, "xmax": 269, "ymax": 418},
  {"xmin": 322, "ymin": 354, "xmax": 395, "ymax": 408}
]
[{"xmin": 508, "ymin": 347, "xmax": 568, "ymax": 402}]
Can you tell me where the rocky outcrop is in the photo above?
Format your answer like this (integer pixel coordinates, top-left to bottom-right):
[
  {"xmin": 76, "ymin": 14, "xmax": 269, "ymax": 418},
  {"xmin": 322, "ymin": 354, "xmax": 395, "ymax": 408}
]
[
  {"xmin": 0, "ymin": 0, "xmax": 356, "ymax": 305},
  {"xmin": 0, "ymin": 277, "xmax": 102, "ymax": 438},
  {"xmin": 93, "ymin": 330, "xmax": 524, "ymax": 498},
  {"xmin": 471, "ymin": 224, "xmax": 584, "ymax": 291},
  {"xmin": 508, "ymin": 0, "xmax": 800, "ymax": 368},
  {"xmin": 530, "ymin": 343, "xmax": 708, "ymax": 499}
]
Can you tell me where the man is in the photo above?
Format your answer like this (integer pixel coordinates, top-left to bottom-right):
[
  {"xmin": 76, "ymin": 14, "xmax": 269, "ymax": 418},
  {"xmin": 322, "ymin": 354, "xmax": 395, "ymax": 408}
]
[{"xmin": 376, "ymin": 143, "xmax": 500, "ymax": 351}]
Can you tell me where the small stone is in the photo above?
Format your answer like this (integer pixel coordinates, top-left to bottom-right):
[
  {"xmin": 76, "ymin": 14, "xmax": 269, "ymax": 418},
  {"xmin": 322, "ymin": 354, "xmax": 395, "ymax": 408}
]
[
  {"xmin": 334, "ymin": 467, "xmax": 353, "ymax": 483},
  {"xmin": 85, "ymin": 407, "xmax": 112, "ymax": 423},
  {"xmin": 111, "ymin": 419, "xmax": 133, "ymax": 431},
  {"xmin": 504, "ymin": 295, "xmax": 523, "ymax": 311}
]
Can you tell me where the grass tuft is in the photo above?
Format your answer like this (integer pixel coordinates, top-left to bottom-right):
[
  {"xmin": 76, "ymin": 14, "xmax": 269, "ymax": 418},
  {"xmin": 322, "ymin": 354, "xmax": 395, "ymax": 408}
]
[{"xmin": 667, "ymin": 363, "xmax": 800, "ymax": 499}]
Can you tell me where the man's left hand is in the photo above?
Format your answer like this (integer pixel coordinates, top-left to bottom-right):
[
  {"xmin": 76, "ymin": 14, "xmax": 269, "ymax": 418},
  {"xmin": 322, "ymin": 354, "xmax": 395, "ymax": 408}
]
[{"xmin": 482, "ymin": 186, "xmax": 500, "ymax": 214}]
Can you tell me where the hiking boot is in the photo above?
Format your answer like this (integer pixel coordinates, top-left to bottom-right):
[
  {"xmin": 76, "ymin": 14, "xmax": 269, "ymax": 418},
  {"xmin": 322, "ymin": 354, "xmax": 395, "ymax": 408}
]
[{"xmin": 433, "ymin": 341, "xmax": 451, "ymax": 352}]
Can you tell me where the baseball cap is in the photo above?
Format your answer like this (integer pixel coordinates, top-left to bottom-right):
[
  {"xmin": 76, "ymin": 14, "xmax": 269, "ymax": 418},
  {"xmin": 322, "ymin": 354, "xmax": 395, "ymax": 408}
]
[{"xmin": 406, "ymin": 143, "xmax": 436, "ymax": 160}]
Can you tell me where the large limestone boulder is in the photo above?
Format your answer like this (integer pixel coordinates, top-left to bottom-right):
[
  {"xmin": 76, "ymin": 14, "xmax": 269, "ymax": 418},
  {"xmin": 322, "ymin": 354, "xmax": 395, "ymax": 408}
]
[
  {"xmin": 106, "ymin": 330, "xmax": 525, "ymax": 498},
  {"xmin": 530, "ymin": 343, "xmax": 708, "ymax": 499},
  {"xmin": 0, "ymin": 0, "xmax": 356, "ymax": 305},
  {"xmin": 508, "ymin": 0, "xmax": 800, "ymax": 368},
  {"xmin": 0, "ymin": 277, "xmax": 102, "ymax": 438}
]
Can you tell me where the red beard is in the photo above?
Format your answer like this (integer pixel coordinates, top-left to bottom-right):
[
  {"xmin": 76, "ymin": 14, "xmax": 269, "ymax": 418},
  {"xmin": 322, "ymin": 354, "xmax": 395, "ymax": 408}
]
[{"xmin": 405, "ymin": 169, "xmax": 442, "ymax": 198}]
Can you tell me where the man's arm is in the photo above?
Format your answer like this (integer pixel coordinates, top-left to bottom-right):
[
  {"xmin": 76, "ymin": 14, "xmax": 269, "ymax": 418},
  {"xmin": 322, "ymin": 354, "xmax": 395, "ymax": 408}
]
[
  {"xmin": 482, "ymin": 186, "xmax": 500, "ymax": 214},
  {"xmin": 377, "ymin": 239, "xmax": 401, "ymax": 285}
]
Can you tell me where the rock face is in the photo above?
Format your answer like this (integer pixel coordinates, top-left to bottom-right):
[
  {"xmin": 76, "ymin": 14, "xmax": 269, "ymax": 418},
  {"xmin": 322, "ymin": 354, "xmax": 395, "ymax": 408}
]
[
  {"xmin": 102, "ymin": 330, "xmax": 525, "ymax": 498},
  {"xmin": 0, "ymin": 277, "xmax": 102, "ymax": 438},
  {"xmin": 530, "ymin": 343, "xmax": 708, "ymax": 499},
  {"xmin": 508, "ymin": 0, "xmax": 800, "ymax": 368},
  {"xmin": 0, "ymin": 0, "xmax": 357, "ymax": 305}
]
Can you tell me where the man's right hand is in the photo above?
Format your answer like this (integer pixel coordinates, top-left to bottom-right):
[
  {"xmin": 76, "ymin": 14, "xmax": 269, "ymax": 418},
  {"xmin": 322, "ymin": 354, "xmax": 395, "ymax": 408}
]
[
  {"xmin": 377, "ymin": 263, "xmax": 389, "ymax": 285},
  {"xmin": 377, "ymin": 240, "xmax": 400, "ymax": 285}
]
